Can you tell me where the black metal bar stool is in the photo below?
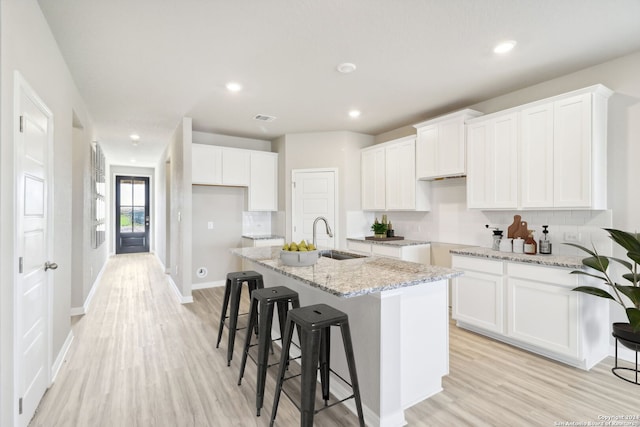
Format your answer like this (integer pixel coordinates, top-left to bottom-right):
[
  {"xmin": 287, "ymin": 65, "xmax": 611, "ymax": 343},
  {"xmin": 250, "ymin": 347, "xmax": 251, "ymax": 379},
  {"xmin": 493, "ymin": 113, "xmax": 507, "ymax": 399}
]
[
  {"xmin": 237, "ymin": 286, "xmax": 301, "ymax": 416},
  {"xmin": 216, "ymin": 271, "xmax": 264, "ymax": 366},
  {"xmin": 269, "ymin": 303, "xmax": 365, "ymax": 427}
]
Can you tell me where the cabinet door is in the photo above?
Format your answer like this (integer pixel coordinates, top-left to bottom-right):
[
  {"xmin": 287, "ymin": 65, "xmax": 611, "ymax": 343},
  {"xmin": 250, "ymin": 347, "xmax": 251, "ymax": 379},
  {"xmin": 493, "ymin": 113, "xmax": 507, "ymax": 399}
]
[
  {"xmin": 222, "ymin": 148, "xmax": 250, "ymax": 186},
  {"xmin": 466, "ymin": 121, "xmax": 491, "ymax": 208},
  {"xmin": 437, "ymin": 117, "xmax": 465, "ymax": 177},
  {"xmin": 451, "ymin": 269, "xmax": 505, "ymax": 334},
  {"xmin": 346, "ymin": 240, "xmax": 372, "ymax": 254},
  {"xmin": 507, "ymin": 277, "xmax": 579, "ymax": 358},
  {"xmin": 553, "ymin": 93, "xmax": 592, "ymax": 208},
  {"xmin": 385, "ymin": 138, "xmax": 416, "ymax": 210},
  {"xmin": 192, "ymin": 144, "xmax": 222, "ymax": 185},
  {"xmin": 520, "ymin": 103, "xmax": 554, "ymax": 208},
  {"xmin": 466, "ymin": 114, "xmax": 518, "ymax": 209},
  {"xmin": 361, "ymin": 147, "xmax": 386, "ymax": 210},
  {"xmin": 371, "ymin": 244, "xmax": 402, "ymax": 259},
  {"xmin": 492, "ymin": 113, "xmax": 518, "ymax": 208},
  {"xmin": 248, "ymin": 151, "xmax": 277, "ymax": 211},
  {"xmin": 415, "ymin": 125, "xmax": 438, "ymax": 179}
]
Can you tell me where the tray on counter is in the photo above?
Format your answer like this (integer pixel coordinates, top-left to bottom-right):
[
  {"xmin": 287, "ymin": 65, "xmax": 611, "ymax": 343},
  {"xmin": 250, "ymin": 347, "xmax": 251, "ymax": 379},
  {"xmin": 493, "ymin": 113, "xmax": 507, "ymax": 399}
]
[{"xmin": 365, "ymin": 236, "xmax": 405, "ymax": 241}]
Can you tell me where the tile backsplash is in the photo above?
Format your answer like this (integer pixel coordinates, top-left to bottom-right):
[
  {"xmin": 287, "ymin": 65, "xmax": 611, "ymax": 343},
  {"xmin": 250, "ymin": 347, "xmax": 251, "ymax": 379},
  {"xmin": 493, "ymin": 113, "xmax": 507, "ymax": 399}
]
[{"xmin": 242, "ymin": 211, "xmax": 272, "ymax": 235}]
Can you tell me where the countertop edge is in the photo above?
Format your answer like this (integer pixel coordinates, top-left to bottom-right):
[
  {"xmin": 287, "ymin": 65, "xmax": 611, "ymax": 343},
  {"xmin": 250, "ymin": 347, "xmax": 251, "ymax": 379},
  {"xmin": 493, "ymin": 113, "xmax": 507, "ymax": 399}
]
[
  {"xmin": 449, "ymin": 247, "xmax": 585, "ymax": 269},
  {"xmin": 232, "ymin": 248, "xmax": 462, "ymax": 298},
  {"xmin": 347, "ymin": 237, "xmax": 431, "ymax": 247}
]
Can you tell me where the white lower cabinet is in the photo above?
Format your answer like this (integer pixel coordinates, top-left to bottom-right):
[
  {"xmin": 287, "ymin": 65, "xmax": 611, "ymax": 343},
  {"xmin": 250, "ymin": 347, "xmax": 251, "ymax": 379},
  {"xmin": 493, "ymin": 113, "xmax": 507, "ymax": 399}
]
[
  {"xmin": 347, "ymin": 240, "xmax": 431, "ymax": 264},
  {"xmin": 451, "ymin": 257, "xmax": 504, "ymax": 334},
  {"xmin": 451, "ymin": 255, "xmax": 609, "ymax": 370}
]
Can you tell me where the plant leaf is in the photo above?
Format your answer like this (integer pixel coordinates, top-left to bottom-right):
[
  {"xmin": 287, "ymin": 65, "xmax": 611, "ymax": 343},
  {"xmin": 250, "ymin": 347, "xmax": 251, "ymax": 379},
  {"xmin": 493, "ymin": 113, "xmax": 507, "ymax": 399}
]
[
  {"xmin": 614, "ymin": 285, "xmax": 640, "ymax": 306},
  {"xmin": 582, "ymin": 256, "xmax": 609, "ymax": 273},
  {"xmin": 572, "ymin": 286, "xmax": 615, "ymax": 300},
  {"xmin": 622, "ymin": 273, "xmax": 640, "ymax": 285},
  {"xmin": 569, "ymin": 270, "xmax": 609, "ymax": 283},
  {"xmin": 605, "ymin": 228, "xmax": 640, "ymax": 253},
  {"xmin": 626, "ymin": 307, "xmax": 640, "ymax": 333},
  {"xmin": 627, "ymin": 251, "xmax": 640, "ymax": 266},
  {"xmin": 563, "ymin": 242, "xmax": 597, "ymax": 257}
]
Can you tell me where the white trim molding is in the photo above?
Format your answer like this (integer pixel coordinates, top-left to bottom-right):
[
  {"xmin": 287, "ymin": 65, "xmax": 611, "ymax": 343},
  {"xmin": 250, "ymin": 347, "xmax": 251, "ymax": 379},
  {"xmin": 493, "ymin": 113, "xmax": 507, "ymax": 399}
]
[
  {"xmin": 167, "ymin": 274, "xmax": 193, "ymax": 304},
  {"xmin": 191, "ymin": 279, "xmax": 225, "ymax": 290},
  {"xmin": 51, "ymin": 331, "xmax": 74, "ymax": 383},
  {"xmin": 70, "ymin": 261, "xmax": 108, "ymax": 316}
]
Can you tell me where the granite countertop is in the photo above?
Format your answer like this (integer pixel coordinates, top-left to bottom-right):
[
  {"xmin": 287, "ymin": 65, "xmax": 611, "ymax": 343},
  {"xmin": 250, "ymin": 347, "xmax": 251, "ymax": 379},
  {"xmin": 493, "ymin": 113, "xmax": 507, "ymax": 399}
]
[
  {"xmin": 232, "ymin": 246, "xmax": 461, "ymax": 298},
  {"xmin": 241, "ymin": 234, "xmax": 285, "ymax": 240},
  {"xmin": 347, "ymin": 237, "xmax": 431, "ymax": 247},
  {"xmin": 449, "ymin": 246, "xmax": 585, "ymax": 269}
]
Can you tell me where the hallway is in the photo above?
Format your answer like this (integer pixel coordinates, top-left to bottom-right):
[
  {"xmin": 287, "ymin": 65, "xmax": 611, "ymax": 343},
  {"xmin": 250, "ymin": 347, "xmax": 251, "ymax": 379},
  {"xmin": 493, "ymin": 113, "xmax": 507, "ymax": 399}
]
[{"xmin": 29, "ymin": 254, "xmax": 640, "ymax": 426}]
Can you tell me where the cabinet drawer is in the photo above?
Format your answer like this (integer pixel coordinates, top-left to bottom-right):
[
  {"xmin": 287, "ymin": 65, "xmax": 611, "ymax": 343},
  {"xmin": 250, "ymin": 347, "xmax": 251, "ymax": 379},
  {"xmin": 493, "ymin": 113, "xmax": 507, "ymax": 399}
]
[
  {"xmin": 371, "ymin": 244, "xmax": 402, "ymax": 259},
  {"xmin": 346, "ymin": 240, "xmax": 372, "ymax": 254},
  {"xmin": 452, "ymin": 255, "xmax": 503, "ymax": 275},
  {"xmin": 507, "ymin": 262, "xmax": 576, "ymax": 287}
]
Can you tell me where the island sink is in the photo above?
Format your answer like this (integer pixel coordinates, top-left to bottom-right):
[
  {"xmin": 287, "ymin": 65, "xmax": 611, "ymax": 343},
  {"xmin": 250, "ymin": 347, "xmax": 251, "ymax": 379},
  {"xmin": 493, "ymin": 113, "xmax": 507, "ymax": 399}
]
[{"xmin": 320, "ymin": 249, "xmax": 367, "ymax": 260}]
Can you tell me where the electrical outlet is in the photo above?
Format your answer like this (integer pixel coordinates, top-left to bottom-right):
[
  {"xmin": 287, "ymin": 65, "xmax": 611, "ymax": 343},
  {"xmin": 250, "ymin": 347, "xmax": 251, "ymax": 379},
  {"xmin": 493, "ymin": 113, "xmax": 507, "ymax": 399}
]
[{"xmin": 564, "ymin": 231, "xmax": 581, "ymax": 242}]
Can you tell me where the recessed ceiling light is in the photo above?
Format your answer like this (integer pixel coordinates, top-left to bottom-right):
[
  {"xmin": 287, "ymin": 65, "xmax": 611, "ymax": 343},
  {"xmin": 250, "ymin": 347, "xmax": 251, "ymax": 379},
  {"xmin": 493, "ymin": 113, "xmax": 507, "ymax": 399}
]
[
  {"xmin": 349, "ymin": 110, "xmax": 361, "ymax": 118},
  {"xmin": 493, "ymin": 40, "xmax": 517, "ymax": 54},
  {"xmin": 130, "ymin": 158, "xmax": 137, "ymax": 163},
  {"xmin": 226, "ymin": 82, "xmax": 243, "ymax": 92},
  {"xmin": 337, "ymin": 63, "xmax": 357, "ymax": 74},
  {"xmin": 130, "ymin": 133, "xmax": 140, "ymax": 141}
]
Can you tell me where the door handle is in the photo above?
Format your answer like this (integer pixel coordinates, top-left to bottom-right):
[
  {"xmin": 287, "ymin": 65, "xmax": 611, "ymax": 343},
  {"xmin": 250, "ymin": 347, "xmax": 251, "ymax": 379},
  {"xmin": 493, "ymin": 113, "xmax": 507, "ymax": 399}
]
[{"xmin": 44, "ymin": 261, "xmax": 58, "ymax": 271}]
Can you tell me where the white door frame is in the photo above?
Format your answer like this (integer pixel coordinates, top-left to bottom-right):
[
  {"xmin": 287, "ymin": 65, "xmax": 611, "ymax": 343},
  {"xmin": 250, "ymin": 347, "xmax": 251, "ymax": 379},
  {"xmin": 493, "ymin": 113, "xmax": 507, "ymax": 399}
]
[
  {"xmin": 13, "ymin": 71, "xmax": 54, "ymax": 426},
  {"xmin": 291, "ymin": 168, "xmax": 339, "ymax": 247}
]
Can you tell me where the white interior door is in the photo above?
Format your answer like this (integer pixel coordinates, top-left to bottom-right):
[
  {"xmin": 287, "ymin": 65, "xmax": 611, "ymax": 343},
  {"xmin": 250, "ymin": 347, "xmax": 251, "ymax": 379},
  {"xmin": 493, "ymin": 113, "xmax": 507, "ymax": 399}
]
[
  {"xmin": 292, "ymin": 169, "xmax": 336, "ymax": 248},
  {"xmin": 15, "ymin": 73, "xmax": 54, "ymax": 426}
]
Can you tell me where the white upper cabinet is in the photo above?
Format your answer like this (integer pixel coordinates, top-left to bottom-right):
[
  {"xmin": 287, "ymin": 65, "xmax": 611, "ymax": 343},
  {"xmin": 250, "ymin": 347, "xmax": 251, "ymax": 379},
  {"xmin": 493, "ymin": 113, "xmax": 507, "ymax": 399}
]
[
  {"xmin": 467, "ymin": 84, "xmax": 612, "ymax": 210},
  {"xmin": 191, "ymin": 143, "xmax": 278, "ymax": 211},
  {"xmin": 466, "ymin": 112, "xmax": 519, "ymax": 209},
  {"xmin": 385, "ymin": 137, "xmax": 416, "ymax": 210},
  {"xmin": 413, "ymin": 109, "xmax": 482, "ymax": 180},
  {"xmin": 222, "ymin": 148, "xmax": 250, "ymax": 186},
  {"xmin": 249, "ymin": 151, "xmax": 278, "ymax": 211},
  {"xmin": 361, "ymin": 145, "xmax": 386, "ymax": 211},
  {"xmin": 192, "ymin": 144, "xmax": 223, "ymax": 185},
  {"xmin": 361, "ymin": 136, "xmax": 430, "ymax": 211}
]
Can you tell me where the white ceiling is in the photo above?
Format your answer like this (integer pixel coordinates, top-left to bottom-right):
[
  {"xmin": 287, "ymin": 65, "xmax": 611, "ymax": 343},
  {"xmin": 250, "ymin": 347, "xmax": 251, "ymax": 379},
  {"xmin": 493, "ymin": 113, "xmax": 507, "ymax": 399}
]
[{"xmin": 37, "ymin": 0, "xmax": 640, "ymax": 167}]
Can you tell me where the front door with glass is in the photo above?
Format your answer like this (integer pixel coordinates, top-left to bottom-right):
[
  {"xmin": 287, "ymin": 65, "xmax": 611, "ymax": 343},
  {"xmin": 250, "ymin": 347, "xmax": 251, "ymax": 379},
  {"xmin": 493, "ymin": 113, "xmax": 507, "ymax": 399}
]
[{"xmin": 115, "ymin": 176, "xmax": 150, "ymax": 254}]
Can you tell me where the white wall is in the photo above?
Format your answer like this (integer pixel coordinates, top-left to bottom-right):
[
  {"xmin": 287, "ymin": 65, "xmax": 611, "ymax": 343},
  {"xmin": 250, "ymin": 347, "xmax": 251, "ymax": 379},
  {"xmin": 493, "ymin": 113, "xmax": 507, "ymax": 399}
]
[
  {"xmin": 276, "ymin": 131, "xmax": 374, "ymax": 248},
  {"xmin": 0, "ymin": 1, "xmax": 97, "ymax": 425}
]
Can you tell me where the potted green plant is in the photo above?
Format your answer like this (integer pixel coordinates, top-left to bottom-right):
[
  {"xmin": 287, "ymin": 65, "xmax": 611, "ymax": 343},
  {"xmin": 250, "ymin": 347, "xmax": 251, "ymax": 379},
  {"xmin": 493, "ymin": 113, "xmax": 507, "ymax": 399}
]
[
  {"xmin": 371, "ymin": 218, "xmax": 388, "ymax": 239},
  {"xmin": 568, "ymin": 229, "xmax": 640, "ymax": 348}
]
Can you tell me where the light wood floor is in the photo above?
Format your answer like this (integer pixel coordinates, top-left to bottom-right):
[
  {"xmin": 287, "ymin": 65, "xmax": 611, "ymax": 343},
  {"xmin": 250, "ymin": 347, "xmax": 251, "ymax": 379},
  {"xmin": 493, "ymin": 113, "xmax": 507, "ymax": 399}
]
[{"xmin": 30, "ymin": 254, "xmax": 639, "ymax": 426}]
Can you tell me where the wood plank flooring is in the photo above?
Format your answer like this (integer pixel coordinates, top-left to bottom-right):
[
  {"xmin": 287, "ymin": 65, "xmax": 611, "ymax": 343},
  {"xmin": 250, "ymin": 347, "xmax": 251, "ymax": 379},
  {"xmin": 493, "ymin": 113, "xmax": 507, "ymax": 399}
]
[{"xmin": 30, "ymin": 253, "xmax": 639, "ymax": 426}]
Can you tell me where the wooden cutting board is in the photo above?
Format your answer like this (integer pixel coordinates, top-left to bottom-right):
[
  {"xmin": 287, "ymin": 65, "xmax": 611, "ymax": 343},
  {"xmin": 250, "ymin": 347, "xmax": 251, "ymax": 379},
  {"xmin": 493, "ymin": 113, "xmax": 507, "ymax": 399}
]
[
  {"xmin": 507, "ymin": 215, "xmax": 521, "ymax": 238},
  {"xmin": 514, "ymin": 221, "xmax": 530, "ymax": 239}
]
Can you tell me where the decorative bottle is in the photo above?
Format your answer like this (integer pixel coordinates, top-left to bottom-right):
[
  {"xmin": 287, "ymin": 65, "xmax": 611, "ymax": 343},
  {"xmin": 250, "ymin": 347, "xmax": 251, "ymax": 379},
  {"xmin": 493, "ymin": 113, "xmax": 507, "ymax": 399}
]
[
  {"xmin": 539, "ymin": 225, "xmax": 552, "ymax": 254},
  {"xmin": 524, "ymin": 231, "xmax": 537, "ymax": 255}
]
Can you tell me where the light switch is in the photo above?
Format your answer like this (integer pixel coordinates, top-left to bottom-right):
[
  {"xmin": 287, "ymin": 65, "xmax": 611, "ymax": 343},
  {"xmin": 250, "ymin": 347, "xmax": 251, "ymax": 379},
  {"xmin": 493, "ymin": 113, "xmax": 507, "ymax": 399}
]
[{"xmin": 207, "ymin": 221, "xmax": 214, "ymax": 230}]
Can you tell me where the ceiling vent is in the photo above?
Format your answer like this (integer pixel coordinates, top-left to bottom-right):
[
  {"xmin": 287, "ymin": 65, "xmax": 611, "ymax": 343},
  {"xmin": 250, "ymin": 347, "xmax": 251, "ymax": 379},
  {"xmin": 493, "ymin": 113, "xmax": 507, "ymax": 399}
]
[{"xmin": 253, "ymin": 114, "xmax": 276, "ymax": 122}]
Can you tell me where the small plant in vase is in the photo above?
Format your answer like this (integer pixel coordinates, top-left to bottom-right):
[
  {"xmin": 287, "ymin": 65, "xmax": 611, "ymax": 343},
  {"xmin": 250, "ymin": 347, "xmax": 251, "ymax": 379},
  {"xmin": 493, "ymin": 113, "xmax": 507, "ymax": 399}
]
[{"xmin": 371, "ymin": 218, "xmax": 388, "ymax": 238}]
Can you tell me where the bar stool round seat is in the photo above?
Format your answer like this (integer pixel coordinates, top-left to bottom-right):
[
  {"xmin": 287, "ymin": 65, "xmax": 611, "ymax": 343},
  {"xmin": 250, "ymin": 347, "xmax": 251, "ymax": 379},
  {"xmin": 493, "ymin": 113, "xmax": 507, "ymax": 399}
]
[
  {"xmin": 270, "ymin": 303, "xmax": 365, "ymax": 427},
  {"xmin": 216, "ymin": 271, "xmax": 264, "ymax": 366},
  {"xmin": 237, "ymin": 286, "xmax": 301, "ymax": 416}
]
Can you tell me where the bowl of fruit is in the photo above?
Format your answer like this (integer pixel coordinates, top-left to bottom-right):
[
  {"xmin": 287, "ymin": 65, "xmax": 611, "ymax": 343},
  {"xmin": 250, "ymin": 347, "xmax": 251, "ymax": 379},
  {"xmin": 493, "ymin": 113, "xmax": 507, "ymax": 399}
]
[{"xmin": 280, "ymin": 240, "xmax": 319, "ymax": 267}]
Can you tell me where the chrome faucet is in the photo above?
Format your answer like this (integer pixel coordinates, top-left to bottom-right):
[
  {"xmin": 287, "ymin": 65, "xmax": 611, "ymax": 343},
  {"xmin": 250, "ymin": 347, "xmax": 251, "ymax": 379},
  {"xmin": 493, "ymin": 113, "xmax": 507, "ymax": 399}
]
[{"xmin": 312, "ymin": 216, "xmax": 333, "ymax": 248}]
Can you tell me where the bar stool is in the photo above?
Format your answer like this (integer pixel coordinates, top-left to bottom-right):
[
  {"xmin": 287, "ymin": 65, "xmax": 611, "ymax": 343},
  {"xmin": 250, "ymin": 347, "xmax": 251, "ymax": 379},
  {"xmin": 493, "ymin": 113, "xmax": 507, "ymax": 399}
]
[
  {"xmin": 237, "ymin": 286, "xmax": 301, "ymax": 416},
  {"xmin": 216, "ymin": 271, "xmax": 264, "ymax": 366},
  {"xmin": 269, "ymin": 304, "xmax": 365, "ymax": 427}
]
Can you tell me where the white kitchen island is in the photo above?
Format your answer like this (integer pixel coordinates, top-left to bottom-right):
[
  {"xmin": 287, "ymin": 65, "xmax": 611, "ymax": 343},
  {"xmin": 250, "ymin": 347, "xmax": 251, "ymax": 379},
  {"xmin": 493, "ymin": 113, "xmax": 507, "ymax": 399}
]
[{"xmin": 231, "ymin": 246, "xmax": 462, "ymax": 427}]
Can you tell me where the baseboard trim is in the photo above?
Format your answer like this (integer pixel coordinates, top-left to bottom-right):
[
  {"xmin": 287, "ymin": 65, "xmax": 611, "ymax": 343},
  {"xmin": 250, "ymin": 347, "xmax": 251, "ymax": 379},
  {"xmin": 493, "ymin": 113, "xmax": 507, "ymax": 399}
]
[
  {"xmin": 192, "ymin": 280, "xmax": 225, "ymax": 290},
  {"xmin": 51, "ymin": 330, "xmax": 74, "ymax": 383},
  {"xmin": 167, "ymin": 274, "xmax": 194, "ymax": 304},
  {"xmin": 69, "ymin": 260, "xmax": 108, "ymax": 316}
]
